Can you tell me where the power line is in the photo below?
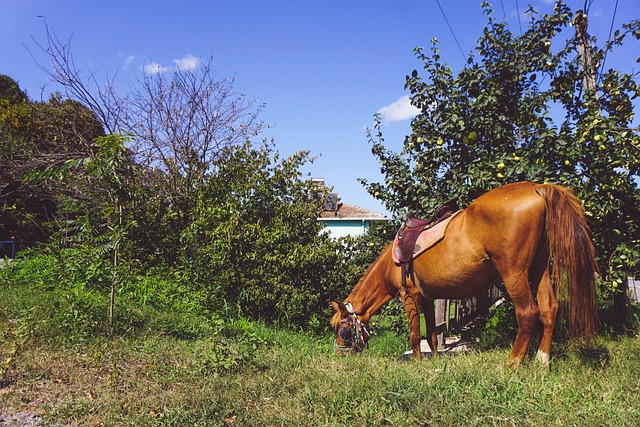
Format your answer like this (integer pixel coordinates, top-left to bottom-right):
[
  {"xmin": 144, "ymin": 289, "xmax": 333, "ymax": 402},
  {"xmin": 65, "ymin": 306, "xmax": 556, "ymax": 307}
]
[
  {"xmin": 498, "ymin": 0, "xmax": 511, "ymax": 32},
  {"xmin": 583, "ymin": 0, "xmax": 595, "ymax": 15},
  {"xmin": 514, "ymin": 0, "xmax": 523, "ymax": 35},
  {"xmin": 599, "ymin": 0, "xmax": 620, "ymax": 81},
  {"xmin": 434, "ymin": 0, "xmax": 467, "ymax": 62}
]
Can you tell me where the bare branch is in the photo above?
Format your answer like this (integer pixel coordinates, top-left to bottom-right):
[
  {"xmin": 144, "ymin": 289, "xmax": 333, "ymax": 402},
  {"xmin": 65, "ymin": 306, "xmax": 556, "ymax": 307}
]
[
  {"xmin": 28, "ymin": 22, "xmax": 122, "ymax": 134},
  {"xmin": 28, "ymin": 24, "xmax": 264, "ymax": 222}
]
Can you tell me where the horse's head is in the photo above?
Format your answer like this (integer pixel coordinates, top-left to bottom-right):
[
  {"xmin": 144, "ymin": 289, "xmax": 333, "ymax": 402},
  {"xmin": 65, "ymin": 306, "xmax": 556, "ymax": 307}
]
[{"xmin": 330, "ymin": 301, "xmax": 369, "ymax": 354}]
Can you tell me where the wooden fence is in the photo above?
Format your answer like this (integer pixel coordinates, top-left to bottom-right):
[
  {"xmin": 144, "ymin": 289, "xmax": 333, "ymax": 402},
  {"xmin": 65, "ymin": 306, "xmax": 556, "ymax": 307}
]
[
  {"xmin": 628, "ymin": 278, "xmax": 640, "ymax": 304},
  {"xmin": 432, "ymin": 279, "xmax": 640, "ymax": 350},
  {"xmin": 434, "ymin": 286, "xmax": 503, "ymax": 350}
]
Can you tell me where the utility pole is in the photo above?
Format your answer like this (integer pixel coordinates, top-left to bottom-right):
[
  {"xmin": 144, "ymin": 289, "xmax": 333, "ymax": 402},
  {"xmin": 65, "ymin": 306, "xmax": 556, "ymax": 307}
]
[
  {"xmin": 575, "ymin": 10, "xmax": 632, "ymax": 324},
  {"xmin": 573, "ymin": 11, "xmax": 598, "ymax": 96}
]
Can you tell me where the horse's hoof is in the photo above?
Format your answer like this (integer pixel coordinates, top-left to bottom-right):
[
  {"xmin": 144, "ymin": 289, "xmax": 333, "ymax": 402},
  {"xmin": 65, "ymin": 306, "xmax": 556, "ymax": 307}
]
[
  {"xmin": 535, "ymin": 350, "xmax": 550, "ymax": 366},
  {"xmin": 507, "ymin": 358, "xmax": 523, "ymax": 369}
]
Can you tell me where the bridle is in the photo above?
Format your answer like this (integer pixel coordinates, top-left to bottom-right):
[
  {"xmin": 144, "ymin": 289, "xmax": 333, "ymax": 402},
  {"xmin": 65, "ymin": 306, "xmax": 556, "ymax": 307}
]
[{"xmin": 334, "ymin": 302, "xmax": 369, "ymax": 354}]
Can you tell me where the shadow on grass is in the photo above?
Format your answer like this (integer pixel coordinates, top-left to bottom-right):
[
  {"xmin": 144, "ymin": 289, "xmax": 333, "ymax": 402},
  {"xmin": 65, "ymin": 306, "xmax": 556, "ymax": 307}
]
[
  {"xmin": 574, "ymin": 342, "xmax": 611, "ymax": 368},
  {"xmin": 444, "ymin": 300, "xmax": 620, "ymax": 368}
]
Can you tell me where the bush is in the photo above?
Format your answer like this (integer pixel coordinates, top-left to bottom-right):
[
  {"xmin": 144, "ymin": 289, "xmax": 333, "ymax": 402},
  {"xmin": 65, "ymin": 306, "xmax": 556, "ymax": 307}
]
[
  {"xmin": 477, "ymin": 298, "xmax": 517, "ymax": 350},
  {"xmin": 180, "ymin": 142, "xmax": 356, "ymax": 329},
  {"xmin": 0, "ymin": 249, "xmax": 210, "ymax": 341},
  {"xmin": 0, "ymin": 248, "xmax": 272, "ymax": 373},
  {"xmin": 0, "ymin": 250, "xmax": 108, "ymax": 343}
]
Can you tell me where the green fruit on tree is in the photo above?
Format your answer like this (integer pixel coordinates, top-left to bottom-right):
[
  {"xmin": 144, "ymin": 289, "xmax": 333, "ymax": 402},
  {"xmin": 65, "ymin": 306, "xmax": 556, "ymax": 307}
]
[
  {"xmin": 468, "ymin": 131, "xmax": 477, "ymax": 141},
  {"xmin": 594, "ymin": 134, "xmax": 602, "ymax": 142},
  {"xmin": 497, "ymin": 162, "xmax": 505, "ymax": 169}
]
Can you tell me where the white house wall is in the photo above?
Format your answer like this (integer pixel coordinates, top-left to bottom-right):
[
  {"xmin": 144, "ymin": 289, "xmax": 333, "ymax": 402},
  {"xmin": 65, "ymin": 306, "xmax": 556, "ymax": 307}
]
[{"xmin": 321, "ymin": 220, "xmax": 369, "ymax": 238}]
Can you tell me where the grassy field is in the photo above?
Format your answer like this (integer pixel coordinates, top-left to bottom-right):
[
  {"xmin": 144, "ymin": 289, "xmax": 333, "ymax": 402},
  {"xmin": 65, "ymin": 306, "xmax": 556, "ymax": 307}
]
[
  {"xmin": 2, "ymin": 317, "xmax": 640, "ymax": 426},
  {"xmin": 1, "ymin": 254, "xmax": 639, "ymax": 426}
]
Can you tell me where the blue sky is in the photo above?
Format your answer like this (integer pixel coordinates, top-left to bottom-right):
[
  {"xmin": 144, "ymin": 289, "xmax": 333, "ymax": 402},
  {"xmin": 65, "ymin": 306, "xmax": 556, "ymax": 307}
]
[{"xmin": 2, "ymin": 1, "xmax": 639, "ymax": 214}]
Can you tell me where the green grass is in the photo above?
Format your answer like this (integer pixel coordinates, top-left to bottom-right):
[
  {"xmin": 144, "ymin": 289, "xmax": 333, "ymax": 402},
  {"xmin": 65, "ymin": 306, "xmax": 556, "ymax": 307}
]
[
  {"xmin": 1, "ymin": 256, "xmax": 639, "ymax": 426},
  {"xmin": 2, "ymin": 320, "xmax": 640, "ymax": 426}
]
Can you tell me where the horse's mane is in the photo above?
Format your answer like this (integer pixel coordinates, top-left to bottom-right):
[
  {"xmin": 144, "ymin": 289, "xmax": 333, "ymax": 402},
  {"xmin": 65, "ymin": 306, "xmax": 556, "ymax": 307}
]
[{"xmin": 330, "ymin": 310, "xmax": 342, "ymax": 329}]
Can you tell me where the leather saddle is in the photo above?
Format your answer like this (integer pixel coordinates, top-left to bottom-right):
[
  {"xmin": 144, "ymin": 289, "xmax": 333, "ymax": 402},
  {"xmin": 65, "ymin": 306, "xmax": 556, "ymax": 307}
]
[{"xmin": 395, "ymin": 198, "xmax": 459, "ymax": 264}]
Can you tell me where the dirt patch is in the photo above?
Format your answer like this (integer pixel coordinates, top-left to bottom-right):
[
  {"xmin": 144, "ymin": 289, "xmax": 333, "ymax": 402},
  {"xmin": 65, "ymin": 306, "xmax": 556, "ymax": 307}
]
[{"xmin": 0, "ymin": 407, "xmax": 43, "ymax": 427}]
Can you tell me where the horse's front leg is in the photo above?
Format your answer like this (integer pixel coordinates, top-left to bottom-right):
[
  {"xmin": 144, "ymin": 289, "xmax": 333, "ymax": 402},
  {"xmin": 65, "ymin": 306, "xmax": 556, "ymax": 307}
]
[{"xmin": 399, "ymin": 286, "xmax": 423, "ymax": 361}]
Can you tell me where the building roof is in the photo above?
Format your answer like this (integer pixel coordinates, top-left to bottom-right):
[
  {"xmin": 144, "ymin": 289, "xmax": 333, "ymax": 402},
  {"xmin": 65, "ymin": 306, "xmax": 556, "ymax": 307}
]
[{"xmin": 318, "ymin": 202, "xmax": 388, "ymax": 221}]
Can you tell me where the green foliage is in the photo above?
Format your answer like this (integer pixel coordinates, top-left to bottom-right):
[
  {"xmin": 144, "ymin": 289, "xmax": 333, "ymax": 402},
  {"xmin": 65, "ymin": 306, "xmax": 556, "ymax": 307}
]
[
  {"xmin": 361, "ymin": 2, "xmax": 640, "ymax": 300},
  {"xmin": 2, "ymin": 79, "xmax": 359, "ymax": 330},
  {"xmin": 0, "ymin": 75, "xmax": 27, "ymax": 106},
  {"xmin": 0, "ymin": 76, "xmax": 104, "ymax": 241},
  {"xmin": 477, "ymin": 300, "xmax": 517, "ymax": 350},
  {"xmin": 0, "ymin": 249, "xmax": 109, "ymax": 342},
  {"xmin": 1, "ymin": 249, "xmax": 218, "ymax": 341},
  {"xmin": 4, "ymin": 61, "xmax": 394, "ymax": 334},
  {"xmin": 181, "ymin": 140, "xmax": 349, "ymax": 327}
]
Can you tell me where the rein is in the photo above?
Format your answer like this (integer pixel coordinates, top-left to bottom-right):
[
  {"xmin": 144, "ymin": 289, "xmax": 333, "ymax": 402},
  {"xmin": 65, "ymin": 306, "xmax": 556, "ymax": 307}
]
[{"xmin": 334, "ymin": 302, "xmax": 369, "ymax": 353}]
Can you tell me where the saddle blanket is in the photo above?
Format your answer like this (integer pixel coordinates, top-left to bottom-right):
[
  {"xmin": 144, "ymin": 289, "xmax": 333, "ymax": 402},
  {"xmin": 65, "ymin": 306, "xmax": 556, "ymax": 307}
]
[{"xmin": 392, "ymin": 210, "xmax": 461, "ymax": 264}]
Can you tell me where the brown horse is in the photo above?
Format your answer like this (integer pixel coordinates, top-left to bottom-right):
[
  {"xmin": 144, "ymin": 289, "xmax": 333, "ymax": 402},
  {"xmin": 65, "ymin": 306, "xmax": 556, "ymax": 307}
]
[{"xmin": 331, "ymin": 181, "xmax": 598, "ymax": 365}]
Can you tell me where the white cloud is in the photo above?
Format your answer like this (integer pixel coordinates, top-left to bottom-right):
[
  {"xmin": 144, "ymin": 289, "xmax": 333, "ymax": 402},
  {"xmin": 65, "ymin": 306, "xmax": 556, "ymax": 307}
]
[
  {"xmin": 124, "ymin": 55, "xmax": 136, "ymax": 69},
  {"xmin": 377, "ymin": 95, "xmax": 420, "ymax": 122},
  {"xmin": 174, "ymin": 54, "xmax": 201, "ymax": 70},
  {"xmin": 142, "ymin": 54, "xmax": 202, "ymax": 74},
  {"xmin": 143, "ymin": 62, "xmax": 170, "ymax": 74}
]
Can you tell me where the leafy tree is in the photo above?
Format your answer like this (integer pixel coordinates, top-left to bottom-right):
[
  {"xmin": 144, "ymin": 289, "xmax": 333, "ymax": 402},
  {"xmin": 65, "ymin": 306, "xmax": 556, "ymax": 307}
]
[
  {"xmin": 0, "ymin": 75, "xmax": 28, "ymax": 105},
  {"xmin": 361, "ymin": 2, "xmax": 640, "ymax": 318},
  {"xmin": 0, "ymin": 76, "xmax": 104, "ymax": 241},
  {"xmin": 34, "ymin": 29, "xmax": 262, "ymax": 250},
  {"xmin": 27, "ymin": 133, "xmax": 140, "ymax": 328},
  {"xmin": 181, "ymin": 140, "xmax": 348, "ymax": 327}
]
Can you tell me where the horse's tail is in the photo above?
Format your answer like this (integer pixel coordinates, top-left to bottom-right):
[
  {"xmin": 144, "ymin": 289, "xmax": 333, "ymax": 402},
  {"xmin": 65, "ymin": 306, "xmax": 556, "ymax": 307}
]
[{"xmin": 535, "ymin": 183, "xmax": 598, "ymax": 340}]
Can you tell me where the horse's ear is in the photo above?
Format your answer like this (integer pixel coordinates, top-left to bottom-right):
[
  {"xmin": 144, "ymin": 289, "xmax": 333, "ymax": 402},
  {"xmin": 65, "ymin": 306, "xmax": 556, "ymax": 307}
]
[{"xmin": 330, "ymin": 301, "xmax": 349, "ymax": 318}]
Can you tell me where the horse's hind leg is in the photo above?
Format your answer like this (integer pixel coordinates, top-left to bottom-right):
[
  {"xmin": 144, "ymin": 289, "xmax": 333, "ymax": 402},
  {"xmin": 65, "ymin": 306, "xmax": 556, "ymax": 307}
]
[
  {"xmin": 530, "ymin": 252, "xmax": 558, "ymax": 365},
  {"xmin": 500, "ymin": 265, "xmax": 540, "ymax": 364},
  {"xmin": 421, "ymin": 297, "xmax": 439, "ymax": 356},
  {"xmin": 508, "ymin": 292, "xmax": 540, "ymax": 364}
]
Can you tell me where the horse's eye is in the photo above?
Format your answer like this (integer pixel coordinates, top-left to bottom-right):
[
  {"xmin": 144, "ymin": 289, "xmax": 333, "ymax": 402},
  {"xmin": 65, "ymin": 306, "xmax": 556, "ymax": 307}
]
[{"xmin": 339, "ymin": 326, "xmax": 353, "ymax": 341}]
